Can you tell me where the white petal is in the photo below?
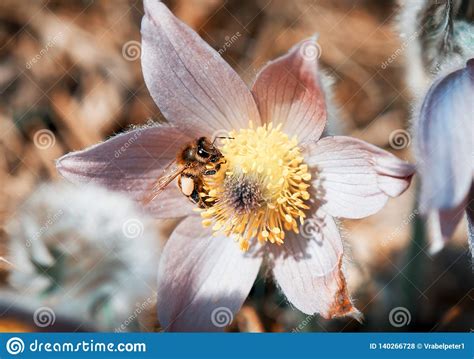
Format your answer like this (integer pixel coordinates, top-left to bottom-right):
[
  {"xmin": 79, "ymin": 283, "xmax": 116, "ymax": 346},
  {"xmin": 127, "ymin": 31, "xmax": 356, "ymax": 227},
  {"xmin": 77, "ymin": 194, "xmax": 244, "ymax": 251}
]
[
  {"xmin": 270, "ymin": 212, "xmax": 360, "ymax": 319},
  {"xmin": 157, "ymin": 216, "xmax": 262, "ymax": 331},
  {"xmin": 252, "ymin": 36, "xmax": 326, "ymax": 144},
  {"xmin": 416, "ymin": 60, "xmax": 473, "ymax": 212},
  {"xmin": 304, "ymin": 136, "xmax": 414, "ymax": 219},
  {"xmin": 57, "ymin": 125, "xmax": 195, "ymax": 218},
  {"xmin": 141, "ymin": 0, "xmax": 260, "ymax": 136}
]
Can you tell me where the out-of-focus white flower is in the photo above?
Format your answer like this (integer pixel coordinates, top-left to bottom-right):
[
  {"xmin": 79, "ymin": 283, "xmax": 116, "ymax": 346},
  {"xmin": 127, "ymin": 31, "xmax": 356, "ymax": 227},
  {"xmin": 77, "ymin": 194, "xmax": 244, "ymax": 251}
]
[
  {"xmin": 399, "ymin": 0, "xmax": 474, "ymax": 94},
  {"xmin": 414, "ymin": 59, "xmax": 473, "ymax": 255},
  {"xmin": 4, "ymin": 182, "xmax": 160, "ymax": 331}
]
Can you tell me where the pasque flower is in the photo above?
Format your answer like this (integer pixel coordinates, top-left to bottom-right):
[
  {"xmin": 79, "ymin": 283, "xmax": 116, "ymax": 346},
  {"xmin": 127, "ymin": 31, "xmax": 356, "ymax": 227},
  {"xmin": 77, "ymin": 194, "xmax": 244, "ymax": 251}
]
[
  {"xmin": 414, "ymin": 59, "xmax": 474, "ymax": 255},
  {"xmin": 5, "ymin": 182, "xmax": 159, "ymax": 331},
  {"xmin": 399, "ymin": 0, "xmax": 474, "ymax": 93},
  {"xmin": 56, "ymin": 1, "xmax": 415, "ymax": 331}
]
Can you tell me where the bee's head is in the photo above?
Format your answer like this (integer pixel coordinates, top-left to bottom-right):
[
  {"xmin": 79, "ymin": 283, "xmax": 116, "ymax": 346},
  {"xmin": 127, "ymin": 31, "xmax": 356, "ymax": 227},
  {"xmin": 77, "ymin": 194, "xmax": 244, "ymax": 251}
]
[{"xmin": 196, "ymin": 137, "xmax": 221, "ymax": 162}]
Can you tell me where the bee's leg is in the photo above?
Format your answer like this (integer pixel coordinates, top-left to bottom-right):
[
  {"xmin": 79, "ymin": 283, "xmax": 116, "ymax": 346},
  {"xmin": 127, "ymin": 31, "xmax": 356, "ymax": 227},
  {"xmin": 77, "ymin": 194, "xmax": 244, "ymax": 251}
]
[
  {"xmin": 192, "ymin": 179, "xmax": 209, "ymax": 208},
  {"xmin": 189, "ymin": 188, "xmax": 200, "ymax": 204},
  {"xmin": 179, "ymin": 173, "xmax": 196, "ymax": 198},
  {"xmin": 196, "ymin": 198, "xmax": 208, "ymax": 209},
  {"xmin": 181, "ymin": 174, "xmax": 199, "ymax": 204},
  {"xmin": 210, "ymin": 154, "xmax": 220, "ymax": 163},
  {"xmin": 203, "ymin": 162, "xmax": 221, "ymax": 176},
  {"xmin": 196, "ymin": 196, "xmax": 213, "ymax": 208},
  {"xmin": 203, "ymin": 169, "xmax": 217, "ymax": 176}
]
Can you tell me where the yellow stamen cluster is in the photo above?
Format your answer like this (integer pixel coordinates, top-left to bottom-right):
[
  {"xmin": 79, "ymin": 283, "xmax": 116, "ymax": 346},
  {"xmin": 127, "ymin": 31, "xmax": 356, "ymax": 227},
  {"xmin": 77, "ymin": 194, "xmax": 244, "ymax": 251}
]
[{"xmin": 200, "ymin": 122, "xmax": 312, "ymax": 251}]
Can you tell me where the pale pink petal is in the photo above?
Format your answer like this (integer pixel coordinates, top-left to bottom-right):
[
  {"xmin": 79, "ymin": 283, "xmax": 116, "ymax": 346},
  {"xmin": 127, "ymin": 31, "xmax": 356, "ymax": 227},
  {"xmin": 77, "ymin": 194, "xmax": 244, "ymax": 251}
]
[
  {"xmin": 304, "ymin": 136, "xmax": 415, "ymax": 219},
  {"xmin": 141, "ymin": 1, "xmax": 260, "ymax": 136},
  {"xmin": 252, "ymin": 36, "xmax": 326, "ymax": 143},
  {"xmin": 467, "ymin": 196, "xmax": 473, "ymax": 260},
  {"xmin": 157, "ymin": 215, "xmax": 262, "ymax": 331},
  {"xmin": 429, "ymin": 190, "xmax": 470, "ymax": 254},
  {"xmin": 270, "ymin": 211, "xmax": 360, "ymax": 319},
  {"xmin": 415, "ymin": 59, "xmax": 473, "ymax": 212},
  {"xmin": 56, "ymin": 125, "xmax": 195, "ymax": 218}
]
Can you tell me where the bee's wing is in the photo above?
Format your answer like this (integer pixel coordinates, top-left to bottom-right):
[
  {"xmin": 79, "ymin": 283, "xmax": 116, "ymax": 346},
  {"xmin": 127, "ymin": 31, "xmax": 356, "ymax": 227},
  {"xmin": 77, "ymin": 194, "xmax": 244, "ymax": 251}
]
[{"xmin": 142, "ymin": 160, "xmax": 185, "ymax": 205}]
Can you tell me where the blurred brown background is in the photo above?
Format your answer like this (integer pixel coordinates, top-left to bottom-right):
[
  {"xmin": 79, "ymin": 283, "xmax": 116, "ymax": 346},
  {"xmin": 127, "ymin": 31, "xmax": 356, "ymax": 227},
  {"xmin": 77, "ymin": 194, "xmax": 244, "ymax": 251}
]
[{"xmin": 0, "ymin": 0, "xmax": 472, "ymax": 332}]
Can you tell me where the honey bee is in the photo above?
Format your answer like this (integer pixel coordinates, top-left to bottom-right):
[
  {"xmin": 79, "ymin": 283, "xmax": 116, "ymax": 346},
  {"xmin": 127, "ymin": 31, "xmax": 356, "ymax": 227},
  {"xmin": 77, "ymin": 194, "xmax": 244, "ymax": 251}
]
[{"xmin": 143, "ymin": 136, "xmax": 225, "ymax": 208}]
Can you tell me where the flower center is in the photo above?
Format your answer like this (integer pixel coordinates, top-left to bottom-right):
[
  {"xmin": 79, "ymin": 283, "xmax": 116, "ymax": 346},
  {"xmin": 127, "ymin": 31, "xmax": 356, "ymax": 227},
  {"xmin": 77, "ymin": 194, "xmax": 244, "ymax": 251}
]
[{"xmin": 200, "ymin": 122, "xmax": 311, "ymax": 251}]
